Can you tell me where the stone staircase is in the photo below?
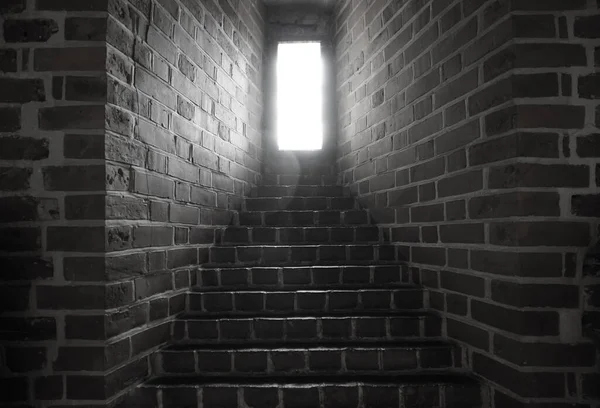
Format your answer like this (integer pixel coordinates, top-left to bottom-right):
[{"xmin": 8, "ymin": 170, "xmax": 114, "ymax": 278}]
[{"xmin": 126, "ymin": 158, "xmax": 482, "ymax": 407}]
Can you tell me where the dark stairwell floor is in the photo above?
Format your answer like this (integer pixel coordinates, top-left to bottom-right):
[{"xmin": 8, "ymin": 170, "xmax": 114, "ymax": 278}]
[{"xmin": 122, "ymin": 159, "xmax": 483, "ymax": 408}]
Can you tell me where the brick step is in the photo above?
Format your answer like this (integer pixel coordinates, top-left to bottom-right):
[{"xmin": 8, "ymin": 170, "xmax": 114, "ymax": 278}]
[
  {"xmin": 261, "ymin": 174, "xmax": 339, "ymax": 186},
  {"xmin": 187, "ymin": 288, "xmax": 424, "ymax": 314},
  {"xmin": 250, "ymin": 185, "xmax": 350, "ymax": 198},
  {"xmin": 129, "ymin": 373, "xmax": 482, "ymax": 408},
  {"xmin": 173, "ymin": 312, "xmax": 442, "ymax": 342},
  {"xmin": 237, "ymin": 210, "xmax": 373, "ymax": 227},
  {"xmin": 245, "ymin": 196, "xmax": 357, "ymax": 211},
  {"xmin": 196, "ymin": 265, "xmax": 409, "ymax": 290},
  {"xmin": 156, "ymin": 342, "xmax": 457, "ymax": 376},
  {"xmin": 219, "ymin": 226, "xmax": 382, "ymax": 245},
  {"xmin": 207, "ymin": 244, "xmax": 399, "ymax": 266},
  {"xmin": 263, "ymin": 164, "xmax": 336, "ymax": 177}
]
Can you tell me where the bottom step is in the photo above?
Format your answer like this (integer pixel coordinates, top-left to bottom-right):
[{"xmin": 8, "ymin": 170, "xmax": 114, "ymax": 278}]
[{"xmin": 128, "ymin": 374, "xmax": 481, "ymax": 407}]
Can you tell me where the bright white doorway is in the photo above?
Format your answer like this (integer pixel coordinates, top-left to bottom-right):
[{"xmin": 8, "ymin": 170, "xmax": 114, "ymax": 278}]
[{"xmin": 276, "ymin": 41, "xmax": 324, "ymax": 151}]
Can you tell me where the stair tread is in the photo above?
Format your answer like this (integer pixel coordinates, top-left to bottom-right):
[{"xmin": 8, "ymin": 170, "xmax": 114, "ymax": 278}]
[
  {"xmin": 247, "ymin": 196, "xmax": 352, "ymax": 199},
  {"xmin": 240, "ymin": 210, "xmax": 367, "ymax": 213},
  {"xmin": 163, "ymin": 339, "xmax": 453, "ymax": 351},
  {"xmin": 212, "ymin": 244, "xmax": 387, "ymax": 248},
  {"xmin": 142, "ymin": 372, "xmax": 478, "ymax": 387},
  {"xmin": 199, "ymin": 264, "xmax": 406, "ymax": 269},
  {"xmin": 223, "ymin": 226, "xmax": 377, "ymax": 230},
  {"xmin": 180, "ymin": 310, "xmax": 433, "ymax": 319},
  {"xmin": 190, "ymin": 285, "xmax": 420, "ymax": 293},
  {"xmin": 257, "ymin": 185, "xmax": 345, "ymax": 188}
]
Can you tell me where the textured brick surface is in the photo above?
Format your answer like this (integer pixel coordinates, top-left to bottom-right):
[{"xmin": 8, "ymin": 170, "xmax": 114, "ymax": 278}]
[
  {"xmin": 4, "ymin": 0, "xmax": 600, "ymax": 407},
  {"xmin": 334, "ymin": 0, "xmax": 600, "ymax": 406},
  {"xmin": 1, "ymin": 0, "xmax": 265, "ymax": 406}
]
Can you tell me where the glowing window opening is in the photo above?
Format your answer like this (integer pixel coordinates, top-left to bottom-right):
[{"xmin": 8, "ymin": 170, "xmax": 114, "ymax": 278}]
[{"xmin": 276, "ymin": 41, "xmax": 324, "ymax": 151}]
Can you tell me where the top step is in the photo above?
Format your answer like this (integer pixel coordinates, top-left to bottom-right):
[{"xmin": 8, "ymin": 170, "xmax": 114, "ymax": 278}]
[
  {"xmin": 261, "ymin": 174, "xmax": 339, "ymax": 186},
  {"xmin": 262, "ymin": 151, "xmax": 337, "ymax": 177},
  {"xmin": 251, "ymin": 185, "xmax": 350, "ymax": 198}
]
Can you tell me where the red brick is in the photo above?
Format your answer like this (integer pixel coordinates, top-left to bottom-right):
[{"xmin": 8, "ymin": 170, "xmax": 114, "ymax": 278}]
[
  {"xmin": 0, "ymin": 316, "xmax": 56, "ymax": 341},
  {"xmin": 2, "ymin": 0, "xmax": 26, "ymax": 13},
  {"xmin": 5, "ymin": 346, "xmax": 47, "ymax": 372},
  {"xmin": 43, "ymin": 165, "xmax": 105, "ymax": 191},
  {"xmin": 35, "ymin": 375, "xmax": 63, "ymax": 400},
  {"xmin": 486, "ymin": 105, "xmax": 585, "ymax": 136},
  {"xmin": 447, "ymin": 318, "xmax": 489, "ymax": 350},
  {"xmin": 470, "ymin": 74, "xmax": 558, "ymax": 116},
  {"xmin": 484, "ymin": 44, "xmax": 587, "ymax": 82},
  {"xmin": 473, "ymin": 352, "xmax": 565, "ymax": 398},
  {"xmin": 489, "ymin": 221, "xmax": 590, "ymax": 247},
  {"xmin": 464, "ymin": 18, "xmax": 512, "ymax": 66},
  {"xmin": 471, "ymin": 250, "xmax": 563, "ymax": 278},
  {"xmin": 493, "ymin": 334, "xmax": 596, "ymax": 367},
  {"xmin": 65, "ymin": 17, "xmax": 107, "ymax": 41},
  {"xmin": 432, "ymin": 17, "xmax": 477, "ymax": 64},
  {"xmin": 574, "ymin": 14, "xmax": 600, "ymax": 38},
  {"xmin": 36, "ymin": 0, "xmax": 107, "ymax": 10},
  {"xmin": 488, "ymin": 163, "xmax": 589, "ymax": 189},
  {"xmin": 3, "ymin": 18, "xmax": 59, "ymax": 42},
  {"xmin": 0, "ymin": 49, "xmax": 18, "ymax": 74},
  {"xmin": 410, "ymin": 157, "xmax": 445, "ymax": 183},
  {"xmin": 0, "ymin": 107, "xmax": 20, "ymax": 131},
  {"xmin": 435, "ymin": 120, "xmax": 480, "ymax": 154},
  {"xmin": 492, "ymin": 281, "xmax": 579, "ymax": 308},
  {"xmin": 0, "ymin": 78, "xmax": 45, "ymax": 102},
  {"xmin": 64, "ymin": 134, "xmax": 105, "ymax": 159},
  {"xmin": 512, "ymin": 14, "xmax": 556, "ymax": 38},
  {"xmin": 0, "ymin": 136, "xmax": 49, "ymax": 160},
  {"xmin": 438, "ymin": 170, "xmax": 483, "ymax": 198},
  {"xmin": 39, "ymin": 105, "xmax": 105, "ymax": 130},
  {"xmin": 47, "ymin": 227, "xmax": 105, "ymax": 252},
  {"xmin": 471, "ymin": 300, "xmax": 559, "ymax": 336},
  {"xmin": 440, "ymin": 270, "xmax": 485, "ymax": 297},
  {"xmin": 34, "ymin": 47, "xmax": 106, "ymax": 71},
  {"xmin": 469, "ymin": 132, "xmax": 559, "ymax": 165},
  {"xmin": 579, "ymin": 73, "xmax": 600, "ymax": 99},
  {"xmin": 65, "ymin": 76, "xmax": 107, "ymax": 101},
  {"xmin": 0, "ymin": 256, "xmax": 54, "ymax": 281},
  {"xmin": 468, "ymin": 192, "xmax": 560, "ymax": 218},
  {"xmin": 0, "ymin": 167, "xmax": 32, "ymax": 191}
]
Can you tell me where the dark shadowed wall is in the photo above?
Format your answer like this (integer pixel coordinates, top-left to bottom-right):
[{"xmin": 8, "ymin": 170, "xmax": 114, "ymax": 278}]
[{"xmin": 0, "ymin": 0, "xmax": 266, "ymax": 406}]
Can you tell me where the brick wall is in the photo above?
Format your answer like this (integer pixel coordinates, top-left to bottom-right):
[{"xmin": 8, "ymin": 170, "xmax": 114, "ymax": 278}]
[
  {"xmin": 0, "ymin": 0, "xmax": 266, "ymax": 406},
  {"xmin": 0, "ymin": 0, "xmax": 111, "ymax": 405},
  {"xmin": 334, "ymin": 0, "xmax": 600, "ymax": 406},
  {"xmin": 103, "ymin": 0, "xmax": 266, "ymax": 403}
]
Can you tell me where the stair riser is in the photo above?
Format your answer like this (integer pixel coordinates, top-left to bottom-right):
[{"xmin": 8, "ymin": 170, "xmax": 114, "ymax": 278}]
[
  {"xmin": 187, "ymin": 290, "xmax": 424, "ymax": 314},
  {"xmin": 237, "ymin": 211, "xmax": 372, "ymax": 227},
  {"xmin": 134, "ymin": 383, "xmax": 482, "ymax": 408},
  {"xmin": 157, "ymin": 347, "xmax": 455, "ymax": 376},
  {"xmin": 197, "ymin": 266, "xmax": 408, "ymax": 290},
  {"xmin": 245, "ymin": 197, "xmax": 356, "ymax": 211},
  {"xmin": 261, "ymin": 175, "xmax": 338, "ymax": 186},
  {"xmin": 174, "ymin": 316, "xmax": 442, "ymax": 343},
  {"xmin": 209, "ymin": 245, "xmax": 399, "ymax": 266},
  {"xmin": 220, "ymin": 227, "xmax": 382, "ymax": 245},
  {"xmin": 262, "ymin": 166, "xmax": 335, "ymax": 177},
  {"xmin": 252, "ymin": 185, "xmax": 349, "ymax": 197}
]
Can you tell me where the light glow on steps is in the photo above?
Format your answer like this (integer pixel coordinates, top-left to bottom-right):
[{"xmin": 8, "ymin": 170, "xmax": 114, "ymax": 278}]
[{"xmin": 276, "ymin": 41, "xmax": 324, "ymax": 151}]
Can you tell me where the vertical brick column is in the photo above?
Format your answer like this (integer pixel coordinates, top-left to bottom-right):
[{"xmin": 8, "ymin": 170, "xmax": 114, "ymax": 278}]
[
  {"xmin": 1, "ymin": 0, "xmax": 266, "ymax": 406},
  {"xmin": 0, "ymin": 0, "xmax": 110, "ymax": 406},
  {"xmin": 102, "ymin": 0, "xmax": 265, "ymax": 404},
  {"xmin": 334, "ymin": 0, "xmax": 600, "ymax": 406}
]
